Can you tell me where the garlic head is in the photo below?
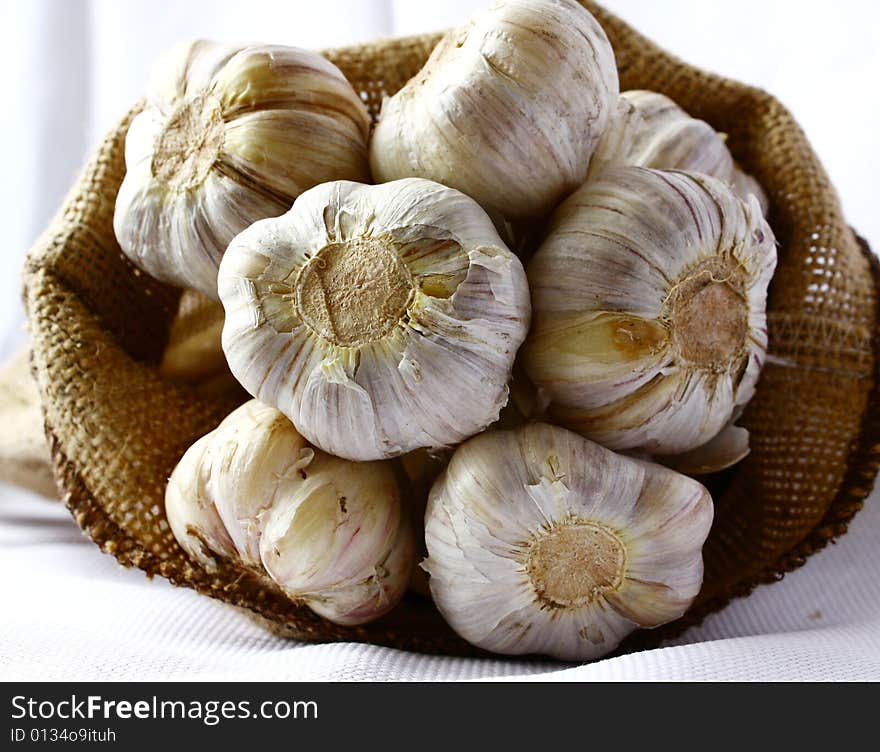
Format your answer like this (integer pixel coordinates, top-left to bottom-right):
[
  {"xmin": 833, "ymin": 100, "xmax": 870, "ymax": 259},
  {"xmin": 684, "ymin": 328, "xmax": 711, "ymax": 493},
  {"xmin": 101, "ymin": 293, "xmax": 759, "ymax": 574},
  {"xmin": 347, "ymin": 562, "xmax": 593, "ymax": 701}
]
[
  {"xmin": 219, "ymin": 178, "xmax": 531, "ymax": 461},
  {"xmin": 369, "ymin": 0, "xmax": 619, "ymax": 220},
  {"xmin": 523, "ymin": 167, "xmax": 776, "ymax": 456},
  {"xmin": 423, "ymin": 423, "xmax": 713, "ymax": 660},
  {"xmin": 165, "ymin": 399, "xmax": 414, "ymax": 625},
  {"xmin": 114, "ymin": 39, "xmax": 370, "ymax": 300}
]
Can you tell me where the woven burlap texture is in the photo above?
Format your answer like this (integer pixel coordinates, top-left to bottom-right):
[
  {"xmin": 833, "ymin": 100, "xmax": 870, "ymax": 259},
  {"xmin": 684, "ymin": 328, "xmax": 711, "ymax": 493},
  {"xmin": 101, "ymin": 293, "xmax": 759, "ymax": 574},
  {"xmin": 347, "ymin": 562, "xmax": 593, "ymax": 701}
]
[{"xmin": 22, "ymin": 1, "xmax": 880, "ymax": 657}]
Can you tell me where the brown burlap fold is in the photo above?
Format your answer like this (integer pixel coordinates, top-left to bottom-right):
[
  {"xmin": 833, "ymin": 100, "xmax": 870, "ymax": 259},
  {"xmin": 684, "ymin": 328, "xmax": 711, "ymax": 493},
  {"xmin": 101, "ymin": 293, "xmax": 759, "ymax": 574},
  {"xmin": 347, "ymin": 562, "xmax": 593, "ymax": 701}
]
[{"xmin": 22, "ymin": 1, "xmax": 879, "ymax": 658}]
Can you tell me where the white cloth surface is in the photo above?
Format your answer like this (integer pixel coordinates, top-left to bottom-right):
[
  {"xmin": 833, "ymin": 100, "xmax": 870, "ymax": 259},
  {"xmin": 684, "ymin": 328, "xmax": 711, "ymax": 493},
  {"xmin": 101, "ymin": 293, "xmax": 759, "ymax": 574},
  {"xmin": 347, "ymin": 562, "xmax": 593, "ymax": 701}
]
[
  {"xmin": 1, "ymin": 0, "xmax": 878, "ymax": 680},
  {"xmin": 2, "ymin": 480, "xmax": 878, "ymax": 681}
]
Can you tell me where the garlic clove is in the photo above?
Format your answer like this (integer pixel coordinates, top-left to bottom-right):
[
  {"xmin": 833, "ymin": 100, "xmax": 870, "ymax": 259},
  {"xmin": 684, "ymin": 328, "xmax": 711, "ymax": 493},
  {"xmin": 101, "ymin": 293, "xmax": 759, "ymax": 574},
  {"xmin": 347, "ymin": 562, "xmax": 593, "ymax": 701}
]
[
  {"xmin": 557, "ymin": 369, "xmax": 732, "ymax": 455},
  {"xmin": 165, "ymin": 439, "xmax": 237, "ymax": 572},
  {"xmin": 260, "ymin": 456, "xmax": 398, "ymax": 593},
  {"xmin": 259, "ymin": 454, "xmax": 413, "ymax": 626},
  {"xmin": 522, "ymin": 311, "xmax": 671, "ymax": 412},
  {"xmin": 661, "ymin": 423, "xmax": 751, "ymax": 475},
  {"xmin": 222, "ymin": 110, "xmax": 365, "ymax": 202},
  {"xmin": 146, "ymin": 39, "xmax": 239, "ymax": 112},
  {"xmin": 590, "ymin": 90, "xmax": 734, "ymax": 183},
  {"xmin": 589, "ymin": 90, "xmax": 733, "ymax": 182},
  {"xmin": 158, "ymin": 291, "xmax": 246, "ymax": 400},
  {"xmin": 607, "ymin": 458, "xmax": 712, "ymax": 621},
  {"xmin": 114, "ymin": 40, "xmax": 370, "ymax": 300},
  {"xmin": 122, "ymin": 108, "xmax": 165, "ymax": 169},
  {"xmin": 624, "ymin": 90, "xmax": 735, "ymax": 180},
  {"xmin": 524, "ymin": 166, "xmax": 776, "ymax": 457},
  {"xmin": 310, "ymin": 533, "xmax": 413, "ymax": 629},
  {"xmin": 165, "ymin": 399, "xmax": 414, "ymax": 626},
  {"xmin": 369, "ymin": 0, "xmax": 618, "ymax": 220},
  {"xmin": 219, "ymin": 178, "xmax": 531, "ymax": 461},
  {"xmin": 204, "ymin": 401, "xmax": 311, "ymax": 567},
  {"xmin": 423, "ymin": 423, "xmax": 713, "ymax": 661},
  {"xmin": 210, "ymin": 45, "xmax": 369, "ymax": 125},
  {"xmin": 301, "ymin": 511, "xmax": 416, "ymax": 626}
]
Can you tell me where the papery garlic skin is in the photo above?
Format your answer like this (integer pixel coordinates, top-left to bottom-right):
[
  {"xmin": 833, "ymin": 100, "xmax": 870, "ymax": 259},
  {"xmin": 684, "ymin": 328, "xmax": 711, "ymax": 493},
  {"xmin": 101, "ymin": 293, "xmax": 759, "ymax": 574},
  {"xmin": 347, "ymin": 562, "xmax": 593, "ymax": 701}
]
[
  {"xmin": 623, "ymin": 90, "xmax": 735, "ymax": 179},
  {"xmin": 165, "ymin": 399, "xmax": 414, "ymax": 626},
  {"xmin": 523, "ymin": 167, "xmax": 776, "ymax": 456},
  {"xmin": 369, "ymin": 0, "xmax": 619, "ymax": 220},
  {"xmin": 662, "ymin": 423, "xmax": 750, "ymax": 475},
  {"xmin": 165, "ymin": 438, "xmax": 237, "ymax": 573},
  {"xmin": 259, "ymin": 452, "xmax": 413, "ymax": 627},
  {"xmin": 200, "ymin": 400, "xmax": 312, "ymax": 568},
  {"xmin": 423, "ymin": 423, "xmax": 713, "ymax": 660},
  {"xmin": 219, "ymin": 178, "xmax": 531, "ymax": 461},
  {"xmin": 590, "ymin": 90, "xmax": 768, "ymax": 213},
  {"xmin": 114, "ymin": 39, "xmax": 370, "ymax": 300}
]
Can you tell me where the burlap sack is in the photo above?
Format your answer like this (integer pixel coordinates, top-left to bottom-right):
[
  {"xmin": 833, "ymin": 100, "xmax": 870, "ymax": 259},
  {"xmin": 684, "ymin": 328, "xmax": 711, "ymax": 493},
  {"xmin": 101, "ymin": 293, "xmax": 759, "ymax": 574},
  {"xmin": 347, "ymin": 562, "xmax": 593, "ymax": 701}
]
[{"xmin": 22, "ymin": 2, "xmax": 879, "ymax": 657}]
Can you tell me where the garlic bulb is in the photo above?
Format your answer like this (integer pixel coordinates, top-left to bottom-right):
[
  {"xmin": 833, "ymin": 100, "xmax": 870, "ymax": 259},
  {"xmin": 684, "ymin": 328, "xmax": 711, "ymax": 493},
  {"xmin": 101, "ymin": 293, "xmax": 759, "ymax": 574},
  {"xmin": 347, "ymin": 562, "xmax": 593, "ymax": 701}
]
[
  {"xmin": 423, "ymin": 423, "xmax": 713, "ymax": 660},
  {"xmin": 590, "ymin": 90, "xmax": 768, "ymax": 213},
  {"xmin": 165, "ymin": 399, "xmax": 414, "ymax": 626},
  {"xmin": 523, "ymin": 166, "xmax": 776, "ymax": 456},
  {"xmin": 114, "ymin": 39, "xmax": 370, "ymax": 300},
  {"xmin": 369, "ymin": 0, "xmax": 618, "ymax": 220},
  {"xmin": 218, "ymin": 178, "xmax": 530, "ymax": 461}
]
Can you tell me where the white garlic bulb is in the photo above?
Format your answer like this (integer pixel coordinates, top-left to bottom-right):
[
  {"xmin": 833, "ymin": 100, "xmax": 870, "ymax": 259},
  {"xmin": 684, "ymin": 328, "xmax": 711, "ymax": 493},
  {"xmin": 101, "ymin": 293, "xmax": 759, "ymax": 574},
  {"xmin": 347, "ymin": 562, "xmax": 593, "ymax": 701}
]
[
  {"xmin": 423, "ymin": 423, "xmax": 713, "ymax": 660},
  {"xmin": 218, "ymin": 178, "xmax": 531, "ymax": 461},
  {"xmin": 165, "ymin": 399, "xmax": 414, "ymax": 626},
  {"xmin": 523, "ymin": 166, "xmax": 777, "ymax": 457},
  {"xmin": 590, "ymin": 90, "xmax": 768, "ymax": 213},
  {"xmin": 114, "ymin": 39, "xmax": 371, "ymax": 300},
  {"xmin": 369, "ymin": 0, "xmax": 619, "ymax": 220}
]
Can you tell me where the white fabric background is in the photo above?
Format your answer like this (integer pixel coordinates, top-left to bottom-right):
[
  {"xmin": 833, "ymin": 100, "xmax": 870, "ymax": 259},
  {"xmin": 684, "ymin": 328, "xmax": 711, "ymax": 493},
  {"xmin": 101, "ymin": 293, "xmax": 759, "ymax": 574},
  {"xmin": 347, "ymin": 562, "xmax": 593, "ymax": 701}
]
[{"xmin": 1, "ymin": 0, "xmax": 878, "ymax": 680}]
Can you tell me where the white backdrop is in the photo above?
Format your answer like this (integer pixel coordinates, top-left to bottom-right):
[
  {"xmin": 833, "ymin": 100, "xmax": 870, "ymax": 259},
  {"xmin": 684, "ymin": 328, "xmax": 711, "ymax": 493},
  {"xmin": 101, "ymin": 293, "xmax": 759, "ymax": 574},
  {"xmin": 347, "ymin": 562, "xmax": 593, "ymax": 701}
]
[{"xmin": 1, "ymin": 0, "xmax": 879, "ymax": 680}]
